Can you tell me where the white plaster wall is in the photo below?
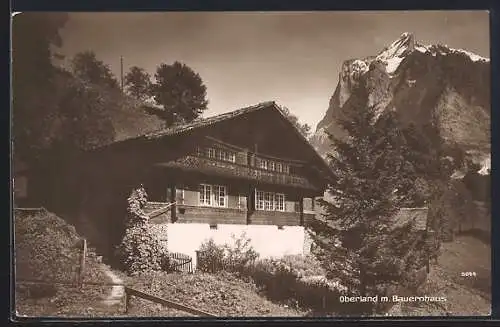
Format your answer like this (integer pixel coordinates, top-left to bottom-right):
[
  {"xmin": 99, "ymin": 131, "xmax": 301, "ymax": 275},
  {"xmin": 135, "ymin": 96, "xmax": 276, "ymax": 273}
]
[{"xmin": 166, "ymin": 223, "xmax": 306, "ymax": 270}]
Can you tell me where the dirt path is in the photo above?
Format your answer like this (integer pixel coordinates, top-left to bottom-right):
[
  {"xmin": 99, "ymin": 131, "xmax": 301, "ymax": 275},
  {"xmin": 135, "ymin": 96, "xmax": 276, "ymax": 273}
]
[{"xmin": 101, "ymin": 268, "xmax": 125, "ymax": 306}]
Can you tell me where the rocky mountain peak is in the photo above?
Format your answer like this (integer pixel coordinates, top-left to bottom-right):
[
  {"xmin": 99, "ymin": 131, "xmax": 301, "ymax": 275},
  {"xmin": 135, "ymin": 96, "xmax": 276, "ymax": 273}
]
[{"xmin": 311, "ymin": 32, "xmax": 490, "ymax": 173}]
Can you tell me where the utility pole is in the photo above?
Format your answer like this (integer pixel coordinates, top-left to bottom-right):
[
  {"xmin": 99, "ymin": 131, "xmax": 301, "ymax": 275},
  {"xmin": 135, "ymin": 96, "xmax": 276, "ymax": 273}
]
[{"xmin": 120, "ymin": 56, "xmax": 124, "ymax": 91}]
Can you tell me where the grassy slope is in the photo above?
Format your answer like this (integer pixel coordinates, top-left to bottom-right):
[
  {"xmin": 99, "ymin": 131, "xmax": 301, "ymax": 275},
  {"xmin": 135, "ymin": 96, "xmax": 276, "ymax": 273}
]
[
  {"xmin": 14, "ymin": 209, "xmax": 122, "ymax": 317},
  {"xmin": 400, "ymin": 235, "xmax": 491, "ymax": 316},
  {"xmin": 125, "ymin": 271, "xmax": 307, "ymax": 317},
  {"xmin": 14, "ymin": 209, "xmax": 306, "ymax": 318}
]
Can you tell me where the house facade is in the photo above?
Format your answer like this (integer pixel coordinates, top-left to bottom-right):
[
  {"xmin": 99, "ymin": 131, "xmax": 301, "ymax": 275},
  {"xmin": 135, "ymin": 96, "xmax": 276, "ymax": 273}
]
[
  {"xmin": 64, "ymin": 101, "xmax": 331, "ymax": 266},
  {"xmin": 135, "ymin": 102, "xmax": 332, "ymax": 268}
]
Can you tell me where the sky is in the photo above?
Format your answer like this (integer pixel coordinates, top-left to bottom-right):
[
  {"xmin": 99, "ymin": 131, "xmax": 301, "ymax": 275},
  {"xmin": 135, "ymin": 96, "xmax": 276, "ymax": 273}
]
[{"xmin": 57, "ymin": 11, "xmax": 490, "ymax": 131}]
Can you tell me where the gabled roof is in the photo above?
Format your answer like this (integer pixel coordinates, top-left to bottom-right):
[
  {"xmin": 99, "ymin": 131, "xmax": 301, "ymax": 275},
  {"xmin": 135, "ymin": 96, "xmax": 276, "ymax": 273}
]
[
  {"xmin": 143, "ymin": 101, "xmax": 276, "ymax": 140},
  {"xmin": 108, "ymin": 100, "xmax": 333, "ymax": 179}
]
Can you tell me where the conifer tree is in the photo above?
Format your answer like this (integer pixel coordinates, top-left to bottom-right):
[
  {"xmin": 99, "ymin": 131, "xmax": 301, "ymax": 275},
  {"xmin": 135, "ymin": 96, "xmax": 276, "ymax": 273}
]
[{"xmin": 309, "ymin": 101, "xmax": 429, "ymax": 313}]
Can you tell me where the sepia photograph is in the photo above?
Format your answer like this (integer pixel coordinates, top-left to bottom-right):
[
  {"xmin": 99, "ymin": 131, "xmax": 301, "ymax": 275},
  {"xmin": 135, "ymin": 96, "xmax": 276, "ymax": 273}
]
[{"xmin": 12, "ymin": 11, "xmax": 491, "ymax": 318}]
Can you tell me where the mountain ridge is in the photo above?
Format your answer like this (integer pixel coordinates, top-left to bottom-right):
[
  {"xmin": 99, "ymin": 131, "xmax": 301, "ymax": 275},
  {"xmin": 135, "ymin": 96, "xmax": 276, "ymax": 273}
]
[{"xmin": 310, "ymin": 32, "xmax": 490, "ymax": 174}]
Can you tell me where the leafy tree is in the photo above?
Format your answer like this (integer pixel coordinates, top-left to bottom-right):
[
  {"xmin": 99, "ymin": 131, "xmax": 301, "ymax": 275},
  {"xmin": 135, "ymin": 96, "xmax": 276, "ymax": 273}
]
[
  {"xmin": 280, "ymin": 106, "xmax": 312, "ymax": 138},
  {"xmin": 309, "ymin": 102, "xmax": 428, "ymax": 313},
  {"xmin": 51, "ymin": 72, "xmax": 116, "ymax": 152},
  {"xmin": 12, "ymin": 13, "xmax": 69, "ymax": 163},
  {"xmin": 71, "ymin": 51, "xmax": 119, "ymax": 90},
  {"xmin": 151, "ymin": 61, "xmax": 208, "ymax": 126},
  {"xmin": 124, "ymin": 66, "xmax": 152, "ymax": 100}
]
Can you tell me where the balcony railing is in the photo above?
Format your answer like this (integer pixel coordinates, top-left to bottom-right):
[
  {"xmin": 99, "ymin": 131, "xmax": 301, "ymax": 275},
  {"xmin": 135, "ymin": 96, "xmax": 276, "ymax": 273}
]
[{"xmin": 156, "ymin": 155, "xmax": 318, "ymax": 190}]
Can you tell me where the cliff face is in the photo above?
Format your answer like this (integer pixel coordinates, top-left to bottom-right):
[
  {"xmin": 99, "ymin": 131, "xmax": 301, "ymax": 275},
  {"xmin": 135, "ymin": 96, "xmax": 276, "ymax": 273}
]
[{"xmin": 311, "ymin": 32, "xmax": 490, "ymax": 174}]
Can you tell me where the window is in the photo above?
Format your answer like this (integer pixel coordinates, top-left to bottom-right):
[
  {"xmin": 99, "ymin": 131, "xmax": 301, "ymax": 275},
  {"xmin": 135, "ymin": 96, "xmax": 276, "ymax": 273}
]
[
  {"xmin": 214, "ymin": 185, "xmax": 227, "ymax": 207},
  {"xmin": 207, "ymin": 148, "xmax": 216, "ymax": 159},
  {"xmin": 260, "ymin": 159, "xmax": 268, "ymax": 170},
  {"xmin": 255, "ymin": 190, "xmax": 285, "ymax": 212},
  {"xmin": 283, "ymin": 164, "xmax": 290, "ymax": 174},
  {"xmin": 199, "ymin": 184, "xmax": 212, "ymax": 206},
  {"xmin": 264, "ymin": 192, "xmax": 274, "ymax": 210},
  {"xmin": 199, "ymin": 184, "xmax": 227, "ymax": 207},
  {"xmin": 210, "ymin": 224, "xmax": 218, "ymax": 230},
  {"xmin": 256, "ymin": 190, "xmax": 265, "ymax": 210},
  {"xmin": 275, "ymin": 193, "xmax": 285, "ymax": 211},
  {"xmin": 212, "ymin": 148, "xmax": 236, "ymax": 163},
  {"xmin": 269, "ymin": 161, "xmax": 276, "ymax": 171},
  {"xmin": 276, "ymin": 163, "xmax": 283, "ymax": 173},
  {"xmin": 217, "ymin": 149, "xmax": 226, "ymax": 161}
]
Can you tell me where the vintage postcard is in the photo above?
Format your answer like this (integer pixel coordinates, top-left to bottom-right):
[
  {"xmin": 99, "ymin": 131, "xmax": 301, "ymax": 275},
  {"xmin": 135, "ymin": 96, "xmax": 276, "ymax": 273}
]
[{"xmin": 12, "ymin": 11, "xmax": 491, "ymax": 318}]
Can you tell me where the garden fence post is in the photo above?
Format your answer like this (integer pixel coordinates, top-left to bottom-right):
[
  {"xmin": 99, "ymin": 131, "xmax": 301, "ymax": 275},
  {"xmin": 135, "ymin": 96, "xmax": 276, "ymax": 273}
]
[
  {"xmin": 125, "ymin": 289, "xmax": 130, "ymax": 313},
  {"xmin": 78, "ymin": 238, "xmax": 87, "ymax": 289}
]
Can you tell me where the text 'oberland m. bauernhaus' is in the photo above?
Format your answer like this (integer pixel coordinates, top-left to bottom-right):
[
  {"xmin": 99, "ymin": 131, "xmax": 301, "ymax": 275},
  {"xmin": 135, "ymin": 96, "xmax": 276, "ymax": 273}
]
[{"xmin": 339, "ymin": 295, "xmax": 447, "ymax": 303}]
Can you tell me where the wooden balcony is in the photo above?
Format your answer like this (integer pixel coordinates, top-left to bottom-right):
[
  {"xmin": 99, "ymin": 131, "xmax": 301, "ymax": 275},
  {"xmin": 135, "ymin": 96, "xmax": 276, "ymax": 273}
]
[{"xmin": 155, "ymin": 155, "xmax": 319, "ymax": 190}]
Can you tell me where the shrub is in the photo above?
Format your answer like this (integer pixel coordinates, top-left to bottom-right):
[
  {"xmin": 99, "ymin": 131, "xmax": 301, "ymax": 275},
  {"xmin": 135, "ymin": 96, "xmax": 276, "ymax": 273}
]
[
  {"xmin": 116, "ymin": 186, "xmax": 170, "ymax": 275},
  {"xmin": 225, "ymin": 232, "xmax": 259, "ymax": 271},
  {"xmin": 279, "ymin": 254, "xmax": 326, "ymax": 277},
  {"xmin": 197, "ymin": 233, "xmax": 259, "ymax": 273},
  {"xmin": 197, "ymin": 239, "xmax": 226, "ymax": 273},
  {"xmin": 115, "ymin": 224, "xmax": 168, "ymax": 275},
  {"xmin": 14, "ymin": 208, "xmax": 81, "ymax": 283}
]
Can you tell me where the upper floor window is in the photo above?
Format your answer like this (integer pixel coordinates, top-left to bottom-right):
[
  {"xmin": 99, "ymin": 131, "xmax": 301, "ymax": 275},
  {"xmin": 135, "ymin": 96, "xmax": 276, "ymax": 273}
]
[
  {"xmin": 201, "ymin": 146, "xmax": 236, "ymax": 163},
  {"xmin": 260, "ymin": 159, "xmax": 268, "ymax": 170},
  {"xmin": 276, "ymin": 163, "xmax": 283, "ymax": 172},
  {"xmin": 217, "ymin": 149, "xmax": 236, "ymax": 163},
  {"xmin": 207, "ymin": 148, "xmax": 216, "ymax": 159},
  {"xmin": 269, "ymin": 161, "xmax": 276, "ymax": 171}
]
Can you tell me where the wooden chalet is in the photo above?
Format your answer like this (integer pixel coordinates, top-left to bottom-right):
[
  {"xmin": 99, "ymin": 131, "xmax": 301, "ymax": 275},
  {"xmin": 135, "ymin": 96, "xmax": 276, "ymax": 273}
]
[
  {"xmin": 138, "ymin": 101, "xmax": 333, "ymax": 226},
  {"xmin": 45, "ymin": 101, "xmax": 334, "ymax": 256}
]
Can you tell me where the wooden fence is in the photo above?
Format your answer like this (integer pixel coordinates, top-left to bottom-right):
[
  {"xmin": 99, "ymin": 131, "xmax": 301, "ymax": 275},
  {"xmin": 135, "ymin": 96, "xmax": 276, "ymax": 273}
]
[
  {"xmin": 169, "ymin": 252, "xmax": 193, "ymax": 273},
  {"xmin": 16, "ymin": 279, "xmax": 217, "ymax": 317},
  {"xmin": 15, "ymin": 206, "xmax": 216, "ymax": 317},
  {"xmin": 124, "ymin": 286, "xmax": 217, "ymax": 317}
]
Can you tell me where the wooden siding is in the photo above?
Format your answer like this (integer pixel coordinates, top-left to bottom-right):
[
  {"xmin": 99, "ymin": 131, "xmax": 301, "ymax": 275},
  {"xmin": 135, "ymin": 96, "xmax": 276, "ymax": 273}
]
[
  {"xmin": 148, "ymin": 202, "xmax": 311, "ymax": 227},
  {"xmin": 303, "ymin": 197, "xmax": 314, "ymax": 212},
  {"xmin": 182, "ymin": 189, "xmax": 199, "ymax": 206},
  {"xmin": 236, "ymin": 151, "xmax": 248, "ymax": 166},
  {"xmin": 249, "ymin": 210, "xmax": 301, "ymax": 226},
  {"xmin": 227, "ymin": 194, "xmax": 240, "ymax": 209},
  {"xmin": 176, "ymin": 204, "xmax": 247, "ymax": 224},
  {"xmin": 285, "ymin": 200, "xmax": 297, "ymax": 213},
  {"xmin": 156, "ymin": 155, "xmax": 320, "ymax": 191}
]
